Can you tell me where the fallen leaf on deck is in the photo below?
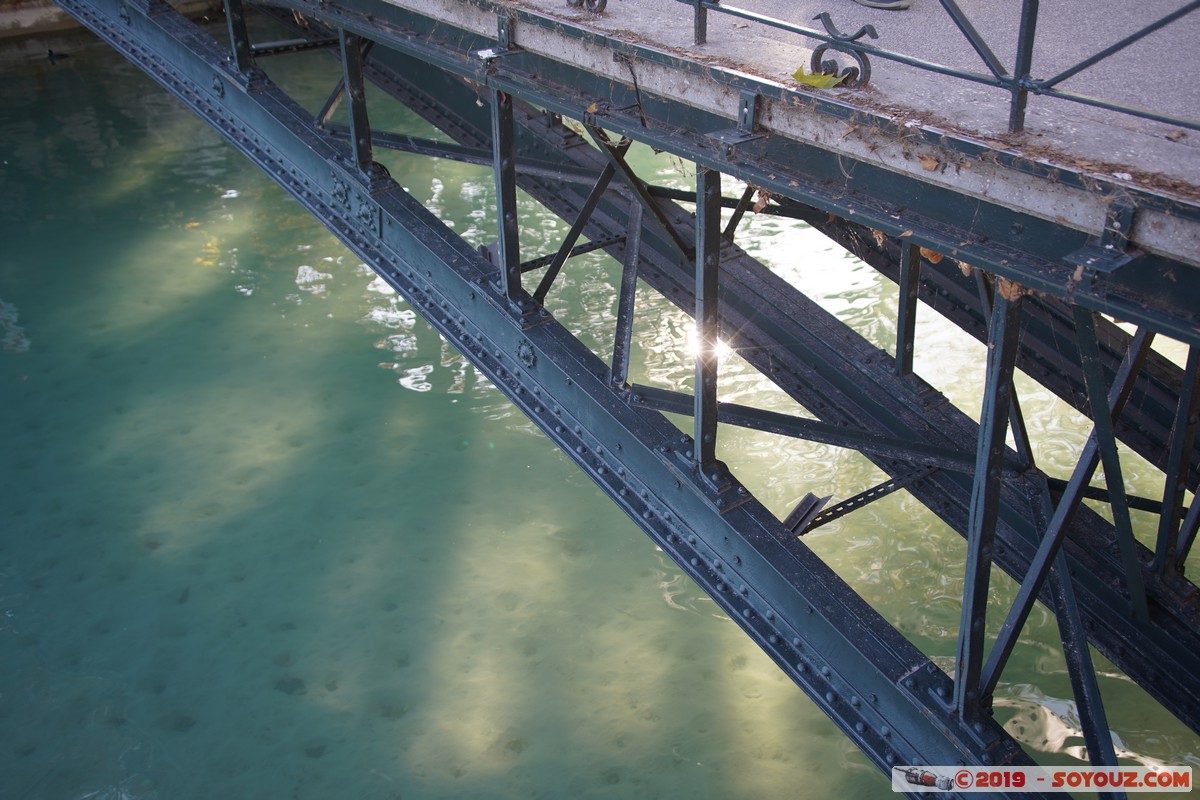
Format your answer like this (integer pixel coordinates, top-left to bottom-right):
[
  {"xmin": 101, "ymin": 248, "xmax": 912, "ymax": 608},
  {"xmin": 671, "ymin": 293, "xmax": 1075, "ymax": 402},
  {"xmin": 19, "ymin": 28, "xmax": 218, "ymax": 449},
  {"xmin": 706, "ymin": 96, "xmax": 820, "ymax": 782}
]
[
  {"xmin": 918, "ymin": 154, "xmax": 939, "ymax": 171},
  {"xmin": 791, "ymin": 66, "xmax": 845, "ymax": 89}
]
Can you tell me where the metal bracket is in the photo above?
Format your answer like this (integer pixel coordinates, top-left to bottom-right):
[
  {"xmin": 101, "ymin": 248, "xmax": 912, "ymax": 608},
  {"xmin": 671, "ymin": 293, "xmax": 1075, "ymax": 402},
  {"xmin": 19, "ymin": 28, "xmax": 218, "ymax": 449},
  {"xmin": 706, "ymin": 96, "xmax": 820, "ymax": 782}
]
[
  {"xmin": 666, "ymin": 446, "xmax": 747, "ymax": 511},
  {"xmin": 476, "ymin": 14, "xmax": 521, "ymax": 61},
  {"xmin": 783, "ymin": 492, "xmax": 832, "ymax": 535},
  {"xmin": 1063, "ymin": 197, "xmax": 1139, "ymax": 277},
  {"xmin": 706, "ymin": 90, "xmax": 766, "ymax": 155}
]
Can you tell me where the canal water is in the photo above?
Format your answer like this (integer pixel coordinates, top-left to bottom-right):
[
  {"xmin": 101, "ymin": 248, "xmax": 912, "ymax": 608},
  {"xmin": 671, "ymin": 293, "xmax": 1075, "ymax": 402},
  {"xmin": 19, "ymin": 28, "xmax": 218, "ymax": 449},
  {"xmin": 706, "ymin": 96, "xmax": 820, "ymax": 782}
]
[{"xmin": 2, "ymin": 27, "xmax": 1197, "ymax": 800}]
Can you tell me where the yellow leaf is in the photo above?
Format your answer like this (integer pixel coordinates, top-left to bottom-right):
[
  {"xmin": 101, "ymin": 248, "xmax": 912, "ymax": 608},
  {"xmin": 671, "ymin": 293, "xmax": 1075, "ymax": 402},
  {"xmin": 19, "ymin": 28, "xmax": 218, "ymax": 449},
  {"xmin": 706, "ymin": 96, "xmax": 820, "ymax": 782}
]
[
  {"xmin": 586, "ymin": 102, "xmax": 599, "ymax": 114},
  {"xmin": 791, "ymin": 66, "xmax": 845, "ymax": 89}
]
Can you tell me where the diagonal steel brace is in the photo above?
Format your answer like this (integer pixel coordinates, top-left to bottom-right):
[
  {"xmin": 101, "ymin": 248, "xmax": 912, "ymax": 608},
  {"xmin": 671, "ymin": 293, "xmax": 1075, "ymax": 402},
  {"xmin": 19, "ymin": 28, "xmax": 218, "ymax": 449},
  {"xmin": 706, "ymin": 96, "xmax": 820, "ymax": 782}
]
[{"xmin": 585, "ymin": 124, "xmax": 694, "ymax": 263}]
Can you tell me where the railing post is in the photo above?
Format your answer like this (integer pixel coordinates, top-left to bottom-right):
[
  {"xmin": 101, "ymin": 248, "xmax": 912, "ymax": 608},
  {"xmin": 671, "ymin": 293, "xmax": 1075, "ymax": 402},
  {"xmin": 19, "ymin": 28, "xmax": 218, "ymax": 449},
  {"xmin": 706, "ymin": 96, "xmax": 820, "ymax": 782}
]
[
  {"xmin": 1008, "ymin": 0, "xmax": 1039, "ymax": 132},
  {"xmin": 693, "ymin": 0, "xmax": 708, "ymax": 46}
]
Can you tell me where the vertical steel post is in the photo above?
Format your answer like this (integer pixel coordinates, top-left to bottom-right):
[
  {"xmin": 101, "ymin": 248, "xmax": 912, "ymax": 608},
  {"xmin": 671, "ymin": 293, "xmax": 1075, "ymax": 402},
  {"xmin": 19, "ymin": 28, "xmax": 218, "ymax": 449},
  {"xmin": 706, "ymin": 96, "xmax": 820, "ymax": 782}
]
[
  {"xmin": 694, "ymin": 167, "xmax": 722, "ymax": 467},
  {"xmin": 954, "ymin": 283, "xmax": 1023, "ymax": 715},
  {"xmin": 339, "ymin": 30, "xmax": 373, "ymax": 172},
  {"xmin": 973, "ymin": 270, "xmax": 1034, "ymax": 468},
  {"xmin": 895, "ymin": 243, "xmax": 921, "ymax": 376},
  {"xmin": 1156, "ymin": 345, "xmax": 1199, "ymax": 574},
  {"xmin": 1074, "ymin": 307, "xmax": 1148, "ymax": 621},
  {"xmin": 611, "ymin": 200, "xmax": 643, "ymax": 388},
  {"xmin": 490, "ymin": 87, "xmax": 522, "ymax": 301},
  {"xmin": 222, "ymin": 0, "xmax": 254, "ymax": 74},
  {"xmin": 1009, "ymin": 0, "xmax": 1039, "ymax": 132}
]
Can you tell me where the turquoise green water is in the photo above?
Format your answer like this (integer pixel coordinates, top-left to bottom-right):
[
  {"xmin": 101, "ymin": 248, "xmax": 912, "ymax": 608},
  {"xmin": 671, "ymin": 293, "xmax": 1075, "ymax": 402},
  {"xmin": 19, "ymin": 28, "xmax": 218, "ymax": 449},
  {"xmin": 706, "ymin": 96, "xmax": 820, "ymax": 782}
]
[{"xmin": 1, "ymin": 29, "xmax": 1196, "ymax": 800}]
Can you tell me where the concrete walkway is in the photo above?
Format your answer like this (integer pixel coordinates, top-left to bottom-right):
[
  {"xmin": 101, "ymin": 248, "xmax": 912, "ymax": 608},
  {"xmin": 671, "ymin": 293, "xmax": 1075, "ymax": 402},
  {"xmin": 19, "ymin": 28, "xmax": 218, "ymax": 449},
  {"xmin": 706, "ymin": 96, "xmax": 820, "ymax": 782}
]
[{"xmin": 510, "ymin": 0, "xmax": 1200, "ymax": 190}]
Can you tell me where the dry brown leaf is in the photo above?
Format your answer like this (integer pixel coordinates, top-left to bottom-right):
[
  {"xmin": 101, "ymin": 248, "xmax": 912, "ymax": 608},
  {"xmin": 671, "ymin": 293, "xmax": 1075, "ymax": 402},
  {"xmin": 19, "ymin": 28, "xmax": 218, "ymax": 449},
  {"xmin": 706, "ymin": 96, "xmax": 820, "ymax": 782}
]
[
  {"xmin": 752, "ymin": 190, "xmax": 770, "ymax": 214},
  {"xmin": 899, "ymin": 230, "xmax": 913, "ymax": 238},
  {"xmin": 958, "ymin": 260, "xmax": 974, "ymax": 278},
  {"xmin": 919, "ymin": 247, "xmax": 944, "ymax": 264},
  {"xmin": 872, "ymin": 229, "xmax": 885, "ymax": 248},
  {"xmin": 1167, "ymin": 130, "xmax": 1186, "ymax": 142},
  {"xmin": 918, "ymin": 154, "xmax": 939, "ymax": 171},
  {"xmin": 997, "ymin": 278, "xmax": 1025, "ymax": 301}
]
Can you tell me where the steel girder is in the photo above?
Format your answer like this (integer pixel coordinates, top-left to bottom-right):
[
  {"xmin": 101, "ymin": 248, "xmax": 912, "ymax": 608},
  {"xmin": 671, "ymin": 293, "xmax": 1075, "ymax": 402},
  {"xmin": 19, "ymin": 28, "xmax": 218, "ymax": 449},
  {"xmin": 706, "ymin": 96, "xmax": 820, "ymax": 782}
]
[
  {"xmin": 282, "ymin": 1, "xmax": 1200, "ymax": 740},
  {"xmin": 50, "ymin": 0, "xmax": 1200, "ymax": 795},
  {"xmin": 51, "ymin": 0, "xmax": 1051, "ymax": 789}
]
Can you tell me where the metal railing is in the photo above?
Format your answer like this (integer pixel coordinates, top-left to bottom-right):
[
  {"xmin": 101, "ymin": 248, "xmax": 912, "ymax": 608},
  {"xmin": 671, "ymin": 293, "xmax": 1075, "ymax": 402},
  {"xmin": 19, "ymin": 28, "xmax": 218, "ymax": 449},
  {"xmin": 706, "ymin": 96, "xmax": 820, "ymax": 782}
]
[{"xmin": 682, "ymin": 0, "xmax": 1200, "ymax": 133}]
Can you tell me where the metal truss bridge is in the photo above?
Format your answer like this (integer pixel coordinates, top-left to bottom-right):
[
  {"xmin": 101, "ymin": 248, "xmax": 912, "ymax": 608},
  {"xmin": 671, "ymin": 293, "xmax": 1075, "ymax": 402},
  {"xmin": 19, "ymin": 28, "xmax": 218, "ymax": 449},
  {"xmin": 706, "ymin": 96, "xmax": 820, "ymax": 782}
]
[{"xmin": 51, "ymin": 0, "xmax": 1200, "ymax": 795}]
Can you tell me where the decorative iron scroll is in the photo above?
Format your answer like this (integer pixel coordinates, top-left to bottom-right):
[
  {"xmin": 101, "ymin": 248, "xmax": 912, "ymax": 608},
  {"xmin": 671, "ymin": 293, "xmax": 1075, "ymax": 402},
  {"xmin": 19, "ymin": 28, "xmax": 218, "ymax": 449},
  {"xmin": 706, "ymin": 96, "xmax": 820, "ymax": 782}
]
[{"xmin": 809, "ymin": 13, "xmax": 877, "ymax": 88}]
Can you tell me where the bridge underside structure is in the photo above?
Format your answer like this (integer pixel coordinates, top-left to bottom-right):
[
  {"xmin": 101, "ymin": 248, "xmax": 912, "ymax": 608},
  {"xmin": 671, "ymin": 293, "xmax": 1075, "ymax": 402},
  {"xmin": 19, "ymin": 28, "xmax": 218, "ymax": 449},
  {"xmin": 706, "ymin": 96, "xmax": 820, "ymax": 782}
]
[{"xmin": 53, "ymin": 0, "xmax": 1200, "ymax": 795}]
